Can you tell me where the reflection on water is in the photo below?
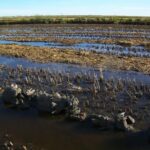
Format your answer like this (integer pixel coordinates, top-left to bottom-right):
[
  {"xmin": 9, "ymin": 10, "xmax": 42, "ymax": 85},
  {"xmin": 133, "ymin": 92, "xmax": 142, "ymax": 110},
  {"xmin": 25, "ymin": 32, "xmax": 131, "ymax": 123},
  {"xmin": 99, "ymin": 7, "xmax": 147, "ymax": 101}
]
[
  {"xmin": 0, "ymin": 40, "xmax": 150, "ymax": 57},
  {"xmin": 0, "ymin": 100, "xmax": 149, "ymax": 150},
  {"xmin": 0, "ymin": 55, "xmax": 150, "ymax": 85}
]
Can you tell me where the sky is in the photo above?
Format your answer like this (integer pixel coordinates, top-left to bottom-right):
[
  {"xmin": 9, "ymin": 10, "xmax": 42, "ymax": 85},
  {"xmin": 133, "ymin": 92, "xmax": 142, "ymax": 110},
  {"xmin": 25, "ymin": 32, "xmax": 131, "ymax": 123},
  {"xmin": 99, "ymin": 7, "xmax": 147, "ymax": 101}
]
[{"xmin": 0, "ymin": 0, "xmax": 150, "ymax": 17}]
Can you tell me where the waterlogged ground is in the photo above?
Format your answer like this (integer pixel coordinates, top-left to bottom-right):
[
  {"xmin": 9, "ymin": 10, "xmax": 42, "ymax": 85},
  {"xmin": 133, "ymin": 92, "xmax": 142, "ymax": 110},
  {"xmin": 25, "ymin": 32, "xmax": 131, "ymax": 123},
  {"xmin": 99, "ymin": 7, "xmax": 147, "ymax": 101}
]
[
  {"xmin": 0, "ymin": 24, "xmax": 150, "ymax": 149},
  {"xmin": 0, "ymin": 64, "xmax": 150, "ymax": 149},
  {"xmin": 0, "ymin": 24, "xmax": 150, "ymax": 57},
  {"xmin": 0, "ymin": 24, "xmax": 149, "ymax": 48},
  {"xmin": 0, "ymin": 55, "xmax": 150, "ymax": 85},
  {"xmin": 0, "ymin": 40, "xmax": 150, "ymax": 57},
  {"xmin": 0, "ymin": 44, "xmax": 149, "ymax": 74},
  {"xmin": 0, "ymin": 64, "xmax": 150, "ymax": 126}
]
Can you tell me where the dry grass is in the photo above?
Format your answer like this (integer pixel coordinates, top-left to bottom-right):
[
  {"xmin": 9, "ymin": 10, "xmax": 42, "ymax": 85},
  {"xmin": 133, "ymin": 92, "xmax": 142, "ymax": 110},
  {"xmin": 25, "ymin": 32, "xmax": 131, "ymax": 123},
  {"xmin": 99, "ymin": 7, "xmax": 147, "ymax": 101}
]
[
  {"xmin": 4, "ymin": 36, "xmax": 150, "ymax": 48},
  {"xmin": 0, "ymin": 44, "xmax": 150, "ymax": 74}
]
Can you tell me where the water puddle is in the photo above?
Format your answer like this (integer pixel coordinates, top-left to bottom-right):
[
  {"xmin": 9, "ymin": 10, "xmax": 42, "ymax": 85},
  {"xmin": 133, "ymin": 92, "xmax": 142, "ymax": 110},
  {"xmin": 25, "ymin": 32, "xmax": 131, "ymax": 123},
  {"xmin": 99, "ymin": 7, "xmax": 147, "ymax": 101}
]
[
  {"xmin": 0, "ymin": 40, "xmax": 150, "ymax": 57},
  {"xmin": 1, "ymin": 101, "xmax": 147, "ymax": 150},
  {"xmin": 73, "ymin": 43, "xmax": 150, "ymax": 57},
  {"xmin": 0, "ymin": 55, "xmax": 150, "ymax": 85}
]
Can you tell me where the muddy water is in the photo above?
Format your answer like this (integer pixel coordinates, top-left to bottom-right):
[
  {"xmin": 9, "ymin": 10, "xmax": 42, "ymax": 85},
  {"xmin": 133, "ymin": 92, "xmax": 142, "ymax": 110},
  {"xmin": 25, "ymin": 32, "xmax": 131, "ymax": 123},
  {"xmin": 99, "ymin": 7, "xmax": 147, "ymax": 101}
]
[
  {"xmin": 0, "ymin": 100, "xmax": 149, "ymax": 150},
  {"xmin": 0, "ymin": 59, "xmax": 150, "ymax": 149},
  {"xmin": 0, "ymin": 100, "xmax": 123, "ymax": 150},
  {"xmin": 0, "ymin": 40, "xmax": 149, "ymax": 57}
]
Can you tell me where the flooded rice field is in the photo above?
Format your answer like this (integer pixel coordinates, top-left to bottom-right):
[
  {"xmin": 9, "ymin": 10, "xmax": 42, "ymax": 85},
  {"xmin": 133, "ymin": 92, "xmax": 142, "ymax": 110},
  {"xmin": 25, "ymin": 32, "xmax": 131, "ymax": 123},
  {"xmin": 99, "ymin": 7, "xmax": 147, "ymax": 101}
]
[
  {"xmin": 0, "ymin": 24, "xmax": 150, "ymax": 37},
  {"xmin": 0, "ymin": 40, "xmax": 150, "ymax": 57},
  {"xmin": 0, "ymin": 24, "xmax": 150, "ymax": 58},
  {"xmin": 0, "ymin": 24, "xmax": 150, "ymax": 42},
  {"xmin": 0, "ymin": 55, "xmax": 150, "ymax": 85},
  {"xmin": 0, "ymin": 24, "xmax": 150, "ymax": 149}
]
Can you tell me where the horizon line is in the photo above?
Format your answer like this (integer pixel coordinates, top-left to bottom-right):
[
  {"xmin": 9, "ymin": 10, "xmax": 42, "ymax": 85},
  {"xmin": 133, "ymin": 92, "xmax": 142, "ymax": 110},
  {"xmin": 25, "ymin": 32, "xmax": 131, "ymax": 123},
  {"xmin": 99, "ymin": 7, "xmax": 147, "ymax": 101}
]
[{"xmin": 0, "ymin": 15, "xmax": 150, "ymax": 18}]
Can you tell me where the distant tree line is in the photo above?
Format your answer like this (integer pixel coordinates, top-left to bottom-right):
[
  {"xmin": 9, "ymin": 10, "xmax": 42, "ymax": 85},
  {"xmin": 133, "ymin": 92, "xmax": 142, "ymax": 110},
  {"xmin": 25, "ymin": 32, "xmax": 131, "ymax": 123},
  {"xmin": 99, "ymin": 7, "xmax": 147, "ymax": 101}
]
[{"xmin": 0, "ymin": 16, "xmax": 150, "ymax": 25}]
